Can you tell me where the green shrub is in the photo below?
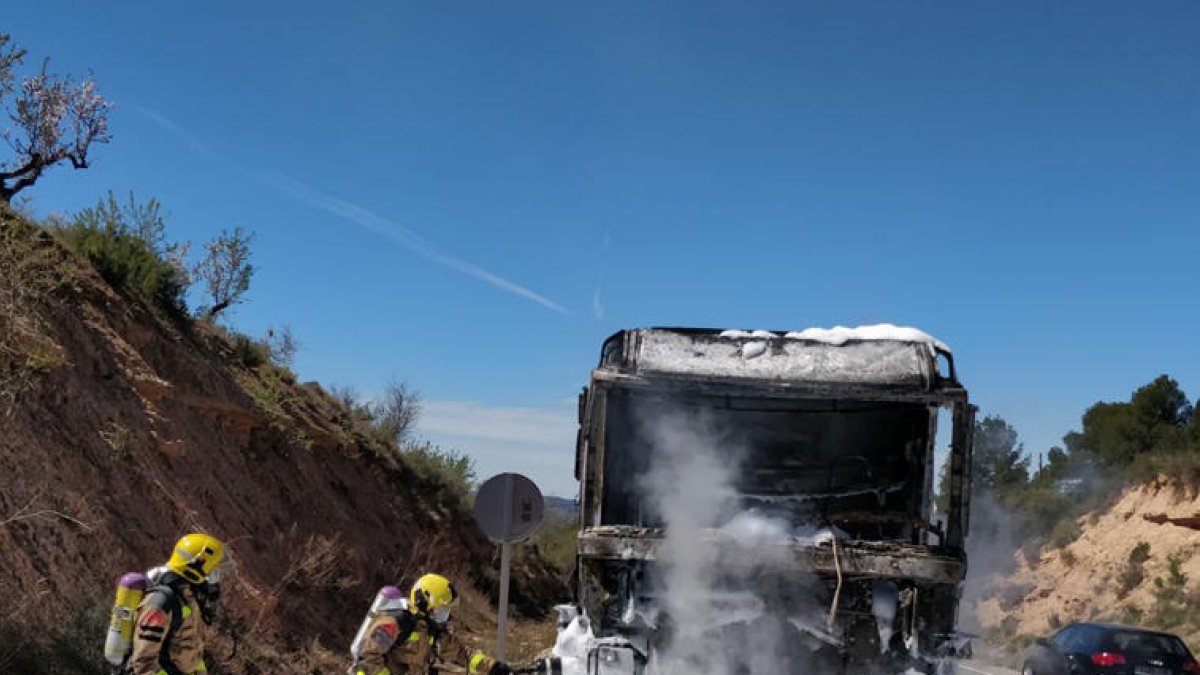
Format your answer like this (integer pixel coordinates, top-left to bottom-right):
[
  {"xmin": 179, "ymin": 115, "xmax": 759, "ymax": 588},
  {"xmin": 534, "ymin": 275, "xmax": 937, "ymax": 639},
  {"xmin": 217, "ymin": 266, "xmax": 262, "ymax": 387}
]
[
  {"xmin": 55, "ymin": 219, "xmax": 187, "ymax": 314},
  {"xmin": 1129, "ymin": 450, "xmax": 1200, "ymax": 492},
  {"xmin": 233, "ymin": 333, "xmax": 271, "ymax": 369},
  {"xmin": 1147, "ymin": 552, "xmax": 1191, "ymax": 629},
  {"xmin": 1047, "ymin": 519, "xmax": 1082, "ymax": 550},
  {"xmin": 1116, "ymin": 542, "xmax": 1151, "ymax": 598},
  {"xmin": 1130, "ymin": 542, "xmax": 1152, "ymax": 566},
  {"xmin": 1118, "ymin": 605, "xmax": 1145, "ymax": 625},
  {"xmin": 240, "ymin": 364, "xmax": 300, "ymax": 423},
  {"xmin": 530, "ymin": 512, "xmax": 579, "ymax": 576},
  {"xmin": 1009, "ymin": 485, "xmax": 1077, "ymax": 542},
  {"xmin": 400, "ymin": 440, "xmax": 475, "ymax": 503}
]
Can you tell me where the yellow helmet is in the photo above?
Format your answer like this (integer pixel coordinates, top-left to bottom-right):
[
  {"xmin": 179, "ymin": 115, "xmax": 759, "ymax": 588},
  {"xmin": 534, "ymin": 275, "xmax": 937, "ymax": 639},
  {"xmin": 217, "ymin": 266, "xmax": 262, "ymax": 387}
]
[
  {"xmin": 410, "ymin": 573, "xmax": 457, "ymax": 616},
  {"xmin": 166, "ymin": 534, "xmax": 229, "ymax": 585}
]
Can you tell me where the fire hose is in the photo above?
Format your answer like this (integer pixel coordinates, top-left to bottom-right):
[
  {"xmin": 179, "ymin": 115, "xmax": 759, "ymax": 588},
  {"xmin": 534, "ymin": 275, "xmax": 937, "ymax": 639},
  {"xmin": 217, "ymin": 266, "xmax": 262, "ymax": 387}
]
[{"xmin": 512, "ymin": 657, "xmax": 563, "ymax": 675}]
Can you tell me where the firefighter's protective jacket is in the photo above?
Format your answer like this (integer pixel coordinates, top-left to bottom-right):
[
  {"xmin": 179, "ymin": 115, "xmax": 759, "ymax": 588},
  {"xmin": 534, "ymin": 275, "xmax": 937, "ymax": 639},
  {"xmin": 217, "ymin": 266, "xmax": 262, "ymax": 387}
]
[
  {"xmin": 355, "ymin": 613, "xmax": 496, "ymax": 675},
  {"xmin": 129, "ymin": 584, "xmax": 207, "ymax": 675}
]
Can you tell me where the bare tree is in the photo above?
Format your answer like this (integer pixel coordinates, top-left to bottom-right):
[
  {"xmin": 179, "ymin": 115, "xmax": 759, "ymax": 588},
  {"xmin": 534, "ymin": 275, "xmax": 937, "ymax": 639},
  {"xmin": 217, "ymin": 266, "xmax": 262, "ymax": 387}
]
[
  {"xmin": 265, "ymin": 325, "xmax": 299, "ymax": 367},
  {"xmin": 123, "ymin": 191, "xmax": 169, "ymax": 251},
  {"xmin": 195, "ymin": 226, "xmax": 255, "ymax": 319},
  {"xmin": 328, "ymin": 384, "xmax": 380, "ymax": 425},
  {"xmin": 0, "ymin": 34, "xmax": 113, "ymax": 202},
  {"xmin": 376, "ymin": 380, "xmax": 421, "ymax": 445},
  {"xmin": 0, "ymin": 35, "xmax": 23, "ymax": 93},
  {"xmin": 328, "ymin": 384, "xmax": 362, "ymax": 411}
]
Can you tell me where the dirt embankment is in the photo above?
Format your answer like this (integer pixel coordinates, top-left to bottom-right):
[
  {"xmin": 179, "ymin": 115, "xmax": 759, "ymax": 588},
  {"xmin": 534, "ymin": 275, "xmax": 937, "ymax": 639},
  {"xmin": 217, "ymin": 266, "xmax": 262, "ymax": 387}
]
[
  {"xmin": 974, "ymin": 480, "xmax": 1200, "ymax": 647},
  {"xmin": 0, "ymin": 211, "xmax": 566, "ymax": 673}
]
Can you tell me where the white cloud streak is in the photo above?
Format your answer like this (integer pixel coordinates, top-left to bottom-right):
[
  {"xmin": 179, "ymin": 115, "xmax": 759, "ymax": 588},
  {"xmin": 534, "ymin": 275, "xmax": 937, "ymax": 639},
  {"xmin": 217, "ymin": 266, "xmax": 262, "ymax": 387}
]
[
  {"xmin": 125, "ymin": 104, "xmax": 217, "ymax": 160},
  {"xmin": 592, "ymin": 229, "xmax": 610, "ymax": 321},
  {"xmin": 262, "ymin": 175, "xmax": 569, "ymax": 313},
  {"xmin": 129, "ymin": 105, "xmax": 568, "ymax": 314}
]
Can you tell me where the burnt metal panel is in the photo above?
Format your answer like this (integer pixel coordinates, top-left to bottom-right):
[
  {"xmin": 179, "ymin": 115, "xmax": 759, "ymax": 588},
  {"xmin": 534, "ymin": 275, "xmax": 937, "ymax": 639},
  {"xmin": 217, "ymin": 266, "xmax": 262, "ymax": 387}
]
[
  {"xmin": 590, "ymin": 369, "xmax": 968, "ymax": 406},
  {"xmin": 945, "ymin": 402, "xmax": 976, "ymax": 549},
  {"xmin": 588, "ymin": 384, "xmax": 609, "ymax": 527},
  {"xmin": 577, "ymin": 528, "xmax": 965, "ymax": 586},
  {"xmin": 921, "ymin": 404, "xmax": 940, "ymax": 541}
]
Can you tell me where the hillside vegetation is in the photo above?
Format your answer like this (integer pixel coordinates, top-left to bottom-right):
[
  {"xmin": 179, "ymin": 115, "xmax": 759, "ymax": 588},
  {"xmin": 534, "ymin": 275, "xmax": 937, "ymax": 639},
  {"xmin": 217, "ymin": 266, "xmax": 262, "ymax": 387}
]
[
  {"xmin": 0, "ymin": 204, "xmax": 566, "ymax": 674},
  {"xmin": 956, "ymin": 375, "xmax": 1200, "ymax": 660},
  {"xmin": 978, "ymin": 481, "xmax": 1200, "ymax": 645}
]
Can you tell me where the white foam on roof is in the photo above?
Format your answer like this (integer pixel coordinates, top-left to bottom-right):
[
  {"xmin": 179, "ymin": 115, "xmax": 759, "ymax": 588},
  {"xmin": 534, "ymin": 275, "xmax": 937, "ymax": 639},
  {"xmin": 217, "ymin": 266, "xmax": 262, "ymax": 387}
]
[
  {"xmin": 718, "ymin": 329, "xmax": 775, "ymax": 339},
  {"xmin": 714, "ymin": 323, "xmax": 949, "ymax": 354},
  {"xmin": 635, "ymin": 330, "xmax": 936, "ymax": 385},
  {"xmin": 782, "ymin": 324, "xmax": 950, "ymax": 353},
  {"xmin": 741, "ymin": 340, "xmax": 768, "ymax": 360}
]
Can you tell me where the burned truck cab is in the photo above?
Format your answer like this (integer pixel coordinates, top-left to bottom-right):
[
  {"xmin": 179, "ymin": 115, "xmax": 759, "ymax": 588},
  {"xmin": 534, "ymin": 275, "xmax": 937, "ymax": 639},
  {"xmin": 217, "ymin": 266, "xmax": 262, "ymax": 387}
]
[{"xmin": 567, "ymin": 327, "xmax": 975, "ymax": 674}]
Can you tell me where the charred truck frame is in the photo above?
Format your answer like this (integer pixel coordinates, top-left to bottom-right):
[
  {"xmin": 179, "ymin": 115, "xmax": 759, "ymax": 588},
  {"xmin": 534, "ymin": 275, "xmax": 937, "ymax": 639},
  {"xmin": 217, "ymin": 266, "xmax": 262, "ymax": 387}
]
[{"xmin": 567, "ymin": 327, "xmax": 975, "ymax": 674}]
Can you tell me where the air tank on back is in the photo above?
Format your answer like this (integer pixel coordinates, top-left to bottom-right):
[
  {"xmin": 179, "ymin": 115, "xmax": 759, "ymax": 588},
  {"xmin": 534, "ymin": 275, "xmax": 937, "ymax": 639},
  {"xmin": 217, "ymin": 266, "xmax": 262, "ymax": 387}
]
[
  {"xmin": 104, "ymin": 572, "xmax": 148, "ymax": 666},
  {"xmin": 349, "ymin": 585, "xmax": 407, "ymax": 667}
]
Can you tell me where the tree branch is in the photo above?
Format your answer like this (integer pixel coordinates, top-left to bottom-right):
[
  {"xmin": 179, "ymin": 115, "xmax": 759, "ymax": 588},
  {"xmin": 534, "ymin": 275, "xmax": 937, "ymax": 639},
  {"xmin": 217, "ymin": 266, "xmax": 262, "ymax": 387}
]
[
  {"xmin": 0, "ymin": 56, "xmax": 111, "ymax": 201},
  {"xmin": 0, "ymin": 493, "xmax": 93, "ymax": 530},
  {"xmin": 0, "ymin": 150, "xmax": 71, "ymax": 202},
  {"xmin": 205, "ymin": 299, "xmax": 232, "ymax": 319},
  {"xmin": 0, "ymin": 152, "xmax": 43, "ymax": 180}
]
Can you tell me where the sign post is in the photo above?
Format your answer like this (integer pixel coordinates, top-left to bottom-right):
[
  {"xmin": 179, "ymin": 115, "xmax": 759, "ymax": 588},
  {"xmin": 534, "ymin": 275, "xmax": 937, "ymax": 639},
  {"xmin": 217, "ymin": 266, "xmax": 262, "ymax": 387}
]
[{"xmin": 474, "ymin": 473, "xmax": 544, "ymax": 662}]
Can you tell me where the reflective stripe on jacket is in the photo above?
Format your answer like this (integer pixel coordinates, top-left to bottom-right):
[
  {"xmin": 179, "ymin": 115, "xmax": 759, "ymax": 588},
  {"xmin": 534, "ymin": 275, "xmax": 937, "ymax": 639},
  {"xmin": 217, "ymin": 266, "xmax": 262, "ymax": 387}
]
[{"xmin": 129, "ymin": 587, "xmax": 207, "ymax": 675}]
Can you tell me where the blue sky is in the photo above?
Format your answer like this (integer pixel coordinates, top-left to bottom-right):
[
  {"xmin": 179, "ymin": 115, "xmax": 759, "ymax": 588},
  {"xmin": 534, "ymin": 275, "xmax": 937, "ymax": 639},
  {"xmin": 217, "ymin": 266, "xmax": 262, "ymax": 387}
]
[{"xmin": 6, "ymin": 2, "xmax": 1199, "ymax": 496}]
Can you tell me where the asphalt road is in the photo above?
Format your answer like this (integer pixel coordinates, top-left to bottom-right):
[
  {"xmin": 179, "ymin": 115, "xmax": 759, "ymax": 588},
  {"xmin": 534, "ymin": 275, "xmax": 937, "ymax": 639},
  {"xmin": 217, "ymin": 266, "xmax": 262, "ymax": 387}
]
[{"xmin": 959, "ymin": 661, "xmax": 1019, "ymax": 675}]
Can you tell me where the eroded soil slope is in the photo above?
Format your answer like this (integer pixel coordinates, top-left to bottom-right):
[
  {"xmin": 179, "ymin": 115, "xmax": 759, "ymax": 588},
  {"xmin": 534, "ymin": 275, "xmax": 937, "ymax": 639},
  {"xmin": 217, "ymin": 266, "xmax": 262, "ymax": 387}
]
[{"xmin": 0, "ymin": 210, "xmax": 565, "ymax": 673}]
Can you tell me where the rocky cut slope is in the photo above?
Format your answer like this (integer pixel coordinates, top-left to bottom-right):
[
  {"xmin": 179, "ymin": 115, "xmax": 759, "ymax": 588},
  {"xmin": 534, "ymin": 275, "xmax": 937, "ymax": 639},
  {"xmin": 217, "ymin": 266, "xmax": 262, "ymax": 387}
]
[
  {"xmin": 975, "ymin": 479, "xmax": 1200, "ymax": 652},
  {"xmin": 0, "ymin": 207, "xmax": 565, "ymax": 673}
]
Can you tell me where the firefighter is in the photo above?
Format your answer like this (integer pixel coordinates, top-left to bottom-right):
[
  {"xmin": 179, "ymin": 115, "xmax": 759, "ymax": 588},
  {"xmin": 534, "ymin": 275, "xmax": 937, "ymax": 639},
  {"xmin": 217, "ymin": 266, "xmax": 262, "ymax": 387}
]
[
  {"xmin": 129, "ymin": 534, "xmax": 233, "ymax": 675},
  {"xmin": 352, "ymin": 573, "xmax": 510, "ymax": 675}
]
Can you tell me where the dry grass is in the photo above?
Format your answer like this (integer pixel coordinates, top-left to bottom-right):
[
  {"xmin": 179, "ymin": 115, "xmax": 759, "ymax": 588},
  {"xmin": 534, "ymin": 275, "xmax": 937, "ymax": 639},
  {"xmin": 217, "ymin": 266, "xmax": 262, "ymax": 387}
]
[
  {"xmin": 0, "ymin": 491, "xmax": 94, "ymax": 530},
  {"xmin": 0, "ymin": 211, "xmax": 70, "ymax": 413},
  {"xmin": 278, "ymin": 533, "xmax": 348, "ymax": 591}
]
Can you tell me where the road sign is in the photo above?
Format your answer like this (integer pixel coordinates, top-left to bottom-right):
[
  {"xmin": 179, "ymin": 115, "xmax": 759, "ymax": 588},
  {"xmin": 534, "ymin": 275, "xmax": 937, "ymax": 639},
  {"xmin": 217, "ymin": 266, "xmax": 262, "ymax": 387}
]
[
  {"xmin": 475, "ymin": 473, "xmax": 544, "ymax": 543},
  {"xmin": 474, "ymin": 473, "xmax": 545, "ymax": 661}
]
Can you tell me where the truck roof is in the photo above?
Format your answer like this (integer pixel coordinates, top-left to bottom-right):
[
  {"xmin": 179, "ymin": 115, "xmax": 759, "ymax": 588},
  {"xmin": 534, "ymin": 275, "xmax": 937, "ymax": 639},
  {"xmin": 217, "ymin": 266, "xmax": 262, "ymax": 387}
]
[{"xmin": 598, "ymin": 324, "xmax": 958, "ymax": 390}]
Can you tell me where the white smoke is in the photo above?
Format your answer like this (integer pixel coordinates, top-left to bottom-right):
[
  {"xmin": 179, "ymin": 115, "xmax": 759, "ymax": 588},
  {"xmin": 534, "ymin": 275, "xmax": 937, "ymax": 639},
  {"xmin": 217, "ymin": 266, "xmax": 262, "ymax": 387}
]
[
  {"xmin": 958, "ymin": 492, "xmax": 1024, "ymax": 630},
  {"xmin": 552, "ymin": 407, "xmax": 947, "ymax": 675},
  {"xmin": 636, "ymin": 411, "xmax": 838, "ymax": 675},
  {"xmin": 639, "ymin": 411, "xmax": 738, "ymax": 675}
]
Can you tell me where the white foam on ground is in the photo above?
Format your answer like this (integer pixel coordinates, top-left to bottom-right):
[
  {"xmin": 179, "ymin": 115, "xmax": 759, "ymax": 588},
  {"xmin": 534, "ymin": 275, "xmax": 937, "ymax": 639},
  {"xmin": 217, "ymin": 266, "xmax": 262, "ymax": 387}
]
[{"xmin": 552, "ymin": 615, "xmax": 595, "ymax": 675}]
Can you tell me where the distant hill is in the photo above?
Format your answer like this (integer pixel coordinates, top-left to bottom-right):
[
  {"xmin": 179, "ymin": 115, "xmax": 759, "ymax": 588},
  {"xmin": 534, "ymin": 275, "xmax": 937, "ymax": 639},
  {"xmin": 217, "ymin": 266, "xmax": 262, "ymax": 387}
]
[{"xmin": 545, "ymin": 495, "xmax": 579, "ymax": 520}]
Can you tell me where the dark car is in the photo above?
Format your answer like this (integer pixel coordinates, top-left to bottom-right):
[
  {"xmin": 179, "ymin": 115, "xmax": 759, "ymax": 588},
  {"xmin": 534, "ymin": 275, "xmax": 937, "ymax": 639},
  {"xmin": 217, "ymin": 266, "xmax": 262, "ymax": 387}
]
[{"xmin": 1023, "ymin": 623, "xmax": 1199, "ymax": 675}]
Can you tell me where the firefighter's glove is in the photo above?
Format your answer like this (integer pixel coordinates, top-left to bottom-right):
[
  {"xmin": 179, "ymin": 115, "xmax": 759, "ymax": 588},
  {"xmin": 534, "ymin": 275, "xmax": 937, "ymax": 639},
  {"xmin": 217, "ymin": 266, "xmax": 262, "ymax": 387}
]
[{"xmin": 489, "ymin": 662, "xmax": 511, "ymax": 675}]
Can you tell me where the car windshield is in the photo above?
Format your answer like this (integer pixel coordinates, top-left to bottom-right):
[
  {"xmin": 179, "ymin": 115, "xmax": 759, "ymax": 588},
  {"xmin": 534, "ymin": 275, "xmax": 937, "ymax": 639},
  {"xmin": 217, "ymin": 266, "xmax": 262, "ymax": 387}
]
[{"xmin": 1104, "ymin": 630, "xmax": 1189, "ymax": 659}]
